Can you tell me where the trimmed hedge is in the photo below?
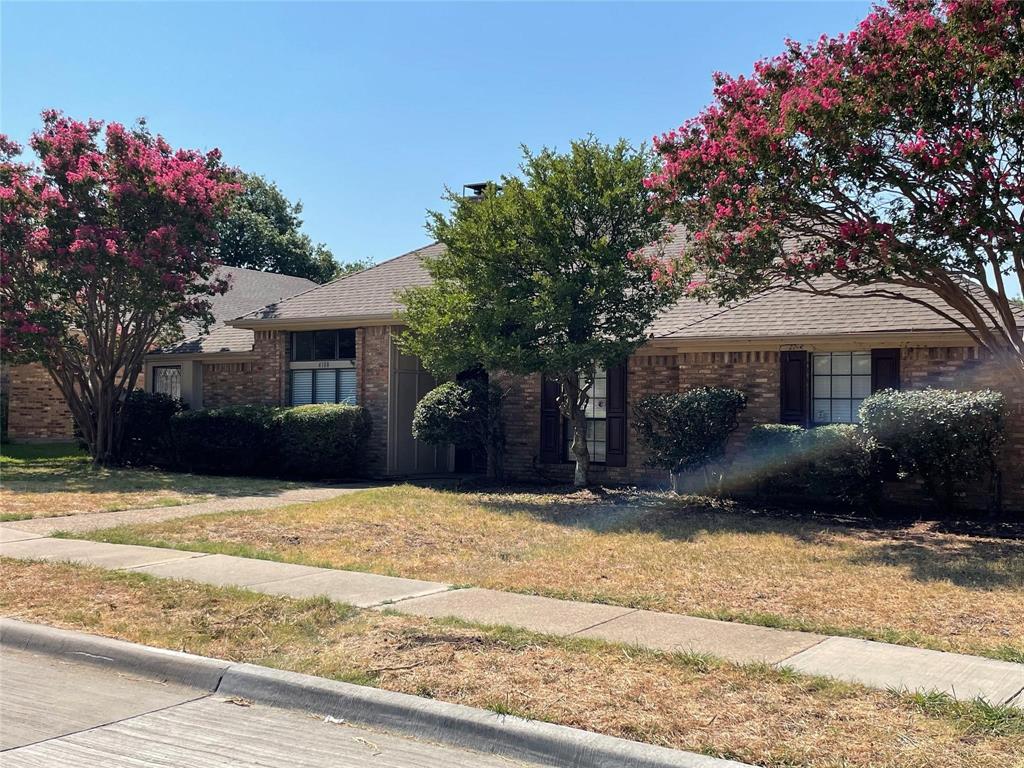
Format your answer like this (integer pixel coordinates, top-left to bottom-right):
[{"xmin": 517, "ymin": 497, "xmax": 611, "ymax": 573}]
[
  {"xmin": 859, "ymin": 388, "xmax": 1006, "ymax": 510},
  {"xmin": 738, "ymin": 423, "xmax": 878, "ymax": 506},
  {"xmin": 118, "ymin": 391, "xmax": 183, "ymax": 467},
  {"xmin": 166, "ymin": 403, "xmax": 372, "ymax": 479},
  {"xmin": 411, "ymin": 379, "xmax": 505, "ymax": 478},
  {"xmin": 276, "ymin": 404, "xmax": 371, "ymax": 479}
]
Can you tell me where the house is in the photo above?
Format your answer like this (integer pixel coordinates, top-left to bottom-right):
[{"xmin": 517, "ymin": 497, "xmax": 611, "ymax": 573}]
[
  {"xmin": 218, "ymin": 231, "xmax": 1023, "ymax": 507},
  {"xmin": 4, "ymin": 266, "xmax": 316, "ymax": 441}
]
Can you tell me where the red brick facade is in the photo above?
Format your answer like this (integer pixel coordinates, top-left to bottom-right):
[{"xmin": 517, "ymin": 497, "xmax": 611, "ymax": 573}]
[
  {"xmin": 201, "ymin": 330, "xmax": 290, "ymax": 408},
  {"xmin": 6, "ymin": 363, "xmax": 75, "ymax": 441},
  {"xmin": 357, "ymin": 326, "xmax": 391, "ymax": 475}
]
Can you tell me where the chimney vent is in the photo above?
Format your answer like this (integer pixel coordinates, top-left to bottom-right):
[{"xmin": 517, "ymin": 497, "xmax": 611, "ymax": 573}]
[{"xmin": 462, "ymin": 181, "xmax": 500, "ymax": 199}]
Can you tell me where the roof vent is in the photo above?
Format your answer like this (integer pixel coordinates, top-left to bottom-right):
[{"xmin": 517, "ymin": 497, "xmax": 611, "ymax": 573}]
[{"xmin": 462, "ymin": 181, "xmax": 500, "ymax": 199}]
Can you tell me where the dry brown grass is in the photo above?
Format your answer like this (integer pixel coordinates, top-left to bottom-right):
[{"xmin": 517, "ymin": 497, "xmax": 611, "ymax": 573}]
[
  {"xmin": 2, "ymin": 558, "xmax": 1021, "ymax": 768},
  {"xmin": 0, "ymin": 443, "xmax": 295, "ymax": 520},
  {"xmin": 83, "ymin": 485, "xmax": 1024, "ymax": 661}
]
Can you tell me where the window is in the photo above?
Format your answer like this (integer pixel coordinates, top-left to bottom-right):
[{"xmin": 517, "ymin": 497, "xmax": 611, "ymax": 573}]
[
  {"xmin": 564, "ymin": 367, "xmax": 607, "ymax": 462},
  {"xmin": 152, "ymin": 366, "xmax": 182, "ymax": 400},
  {"xmin": 812, "ymin": 352, "xmax": 871, "ymax": 424},
  {"xmin": 290, "ymin": 368, "xmax": 357, "ymax": 406},
  {"xmin": 291, "ymin": 330, "xmax": 356, "ymax": 361}
]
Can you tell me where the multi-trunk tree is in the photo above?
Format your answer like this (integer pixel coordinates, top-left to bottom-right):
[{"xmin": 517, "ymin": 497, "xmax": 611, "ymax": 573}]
[
  {"xmin": 647, "ymin": 0, "xmax": 1024, "ymax": 379},
  {"xmin": 399, "ymin": 138, "xmax": 679, "ymax": 487},
  {"xmin": 1, "ymin": 111, "xmax": 239, "ymax": 465}
]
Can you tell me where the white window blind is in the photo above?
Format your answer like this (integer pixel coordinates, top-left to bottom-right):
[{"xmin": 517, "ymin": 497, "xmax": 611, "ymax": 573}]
[
  {"xmin": 314, "ymin": 369, "xmax": 337, "ymax": 403},
  {"xmin": 290, "ymin": 368, "xmax": 357, "ymax": 405},
  {"xmin": 291, "ymin": 370, "xmax": 314, "ymax": 405},
  {"xmin": 338, "ymin": 369, "xmax": 357, "ymax": 404}
]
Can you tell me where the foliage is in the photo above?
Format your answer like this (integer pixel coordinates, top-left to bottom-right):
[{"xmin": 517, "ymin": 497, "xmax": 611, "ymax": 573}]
[
  {"xmin": 411, "ymin": 379, "xmax": 505, "ymax": 478},
  {"xmin": 399, "ymin": 137, "xmax": 678, "ymax": 486},
  {"xmin": 738, "ymin": 423, "xmax": 878, "ymax": 507},
  {"xmin": 276, "ymin": 404, "xmax": 372, "ymax": 479},
  {"xmin": 170, "ymin": 405, "xmax": 279, "ymax": 476},
  {"xmin": 118, "ymin": 391, "xmax": 184, "ymax": 467},
  {"xmin": 0, "ymin": 111, "xmax": 239, "ymax": 465},
  {"xmin": 859, "ymin": 388, "xmax": 1006, "ymax": 509},
  {"xmin": 166, "ymin": 403, "xmax": 371, "ymax": 479},
  {"xmin": 632, "ymin": 388, "xmax": 747, "ymax": 483},
  {"xmin": 215, "ymin": 173, "xmax": 365, "ymax": 283},
  {"xmin": 647, "ymin": 0, "xmax": 1024, "ymax": 377}
]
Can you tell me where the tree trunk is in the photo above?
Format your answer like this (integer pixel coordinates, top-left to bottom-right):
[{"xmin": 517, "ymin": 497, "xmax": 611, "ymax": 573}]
[{"xmin": 569, "ymin": 406, "xmax": 590, "ymax": 488}]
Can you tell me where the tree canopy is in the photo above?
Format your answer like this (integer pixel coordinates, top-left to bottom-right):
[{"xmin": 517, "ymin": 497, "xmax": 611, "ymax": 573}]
[
  {"xmin": 647, "ymin": 0, "xmax": 1024, "ymax": 377},
  {"xmin": 216, "ymin": 174, "xmax": 368, "ymax": 283},
  {"xmin": 1, "ymin": 111, "xmax": 238, "ymax": 464},
  {"xmin": 399, "ymin": 137, "xmax": 678, "ymax": 485}
]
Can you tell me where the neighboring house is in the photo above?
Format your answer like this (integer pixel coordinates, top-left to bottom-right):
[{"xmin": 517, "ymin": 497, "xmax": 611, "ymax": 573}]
[
  {"xmin": 4, "ymin": 267, "xmax": 316, "ymax": 441},
  {"xmin": 218, "ymin": 232, "xmax": 1023, "ymax": 508}
]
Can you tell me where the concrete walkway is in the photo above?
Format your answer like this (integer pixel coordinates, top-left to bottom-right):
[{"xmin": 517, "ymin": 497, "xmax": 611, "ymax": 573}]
[
  {"xmin": 2, "ymin": 529, "xmax": 1022, "ymax": 706},
  {"xmin": 0, "ymin": 484, "xmax": 376, "ymax": 536}
]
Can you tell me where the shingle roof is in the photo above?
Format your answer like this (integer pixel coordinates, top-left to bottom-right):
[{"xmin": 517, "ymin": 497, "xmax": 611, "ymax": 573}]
[
  {"xmin": 155, "ymin": 266, "xmax": 316, "ymax": 356},
  {"xmin": 227, "ymin": 230, "xmax": 1022, "ymax": 342},
  {"xmin": 233, "ymin": 244, "xmax": 439, "ymax": 323}
]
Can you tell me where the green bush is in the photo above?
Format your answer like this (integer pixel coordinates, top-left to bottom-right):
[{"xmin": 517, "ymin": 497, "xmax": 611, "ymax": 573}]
[
  {"xmin": 411, "ymin": 379, "xmax": 504, "ymax": 477},
  {"xmin": 118, "ymin": 390, "xmax": 184, "ymax": 467},
  {"xmin": 738, "ymin": 423, "xmax": 878, "ymax": 506},
  {"xmin": 633, "ymin": 388, "xmax": 747, "ymax": 485},
  {"xmin": 859, "ymin": 388, "xmax": 1006, "ymax": 510},
  {"xmin": 170, "ymin": 405, "xmax": 279, "ymax": 476},
  {"xmin": 276, "ymin": 404, "xmax": 372, "ymax": 479}
]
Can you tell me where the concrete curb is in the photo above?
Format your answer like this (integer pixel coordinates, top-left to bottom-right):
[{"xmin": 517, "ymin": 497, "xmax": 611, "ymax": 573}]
[
  {"xmin": 1, "ymin": 618, "xmax": 752, "ymax": 768},
  {"xmin": 0, "ymin": 618, "xmax": 229, "ymax": 691}
]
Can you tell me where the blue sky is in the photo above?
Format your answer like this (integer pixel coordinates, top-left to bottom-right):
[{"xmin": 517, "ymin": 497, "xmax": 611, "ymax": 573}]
[{"xmin": 4, "ymin": 1, "xmax": 879, "ymax": 266}]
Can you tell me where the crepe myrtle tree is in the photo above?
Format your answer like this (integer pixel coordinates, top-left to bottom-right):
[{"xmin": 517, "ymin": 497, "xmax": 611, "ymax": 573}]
[
  {"xmin": 646, "ymin": 0, "xmax": 1024, "ymax": 379},
  {"xmin": 0, "ymin": 111, "xmax": 239, "ymax": 465},
  {"xmin": 398, "ymin": 137, "xmax": 679, "ymax": 487}
]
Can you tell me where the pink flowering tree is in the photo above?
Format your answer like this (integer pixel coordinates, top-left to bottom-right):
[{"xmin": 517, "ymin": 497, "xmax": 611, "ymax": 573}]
[
  {"xmin": 647, "ymin": 0, "xmax": 1024, "ymax": 378},
  {"xmin": 1, "ymin": 111, "xmax": 239, "ymax": 465}
]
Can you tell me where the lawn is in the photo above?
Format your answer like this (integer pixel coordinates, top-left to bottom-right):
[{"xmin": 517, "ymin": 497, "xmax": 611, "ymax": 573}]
[
  {"xmin": 0, "ymin": 442, "xmax": 299, "ymax": 520},
  {"xmin": 78, "ymin": 484, "xmax": 1024, "ymax": 662},
  {"xmin": 2, "ymin": 558, "xmax": 1020, "ymax": 768}
]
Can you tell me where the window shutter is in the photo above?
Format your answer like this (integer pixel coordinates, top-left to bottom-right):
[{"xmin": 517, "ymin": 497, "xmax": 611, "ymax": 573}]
[
  {"xmin": 779, "ymin": 351, "xmax": 809, "ymax": 425},
  {"xmin": 539, "ymin": 375, "xmax": 562, "ymax": 464},
  {"xmin": 871, "ymin": 348, "xmax": 901, "ymax": 392},
  {"xmin": 604, "ymin": 363, "xmax": 627, "ymax": 467}
]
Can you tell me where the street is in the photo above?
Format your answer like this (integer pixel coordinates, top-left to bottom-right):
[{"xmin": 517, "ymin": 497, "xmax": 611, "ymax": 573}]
[{"xmin": 0, "ymin": 648, "xmax": 535, "ymax": 767}]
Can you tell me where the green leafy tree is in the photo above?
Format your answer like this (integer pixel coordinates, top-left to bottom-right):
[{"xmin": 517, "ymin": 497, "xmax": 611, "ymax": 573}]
[
  {"xmin": 399, "ymin": 138, "xmax": 678, "ymax": 487},
  {"xmin": 216, "ymin": 174, "xmax": 367, "ymax": 282}
]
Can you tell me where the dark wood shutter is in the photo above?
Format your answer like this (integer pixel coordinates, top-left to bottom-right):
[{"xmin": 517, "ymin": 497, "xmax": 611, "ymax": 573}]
[
  {"xmin": 604, "ymin": 363, "xmax": 627, "ymax": 467},
  {"xmin": 539, "ymin": 375, "xmax": 562, "ymax": 464},
  {"xmin": 871, "ymin": 348, "xmax": 901, "ymax": 392},
  {"xmin": 779, "ymin": 350, "xmax": 809, "ymax": 425}
]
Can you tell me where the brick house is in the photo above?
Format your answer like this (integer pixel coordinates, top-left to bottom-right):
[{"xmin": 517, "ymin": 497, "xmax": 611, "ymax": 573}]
[
  {"xmin": 204, "ymin": 236, "xmax": 1022, "ymax": 508},
  {"xmin": 4, "ymin": 267, "xmax": 315, "ymax": 441}
]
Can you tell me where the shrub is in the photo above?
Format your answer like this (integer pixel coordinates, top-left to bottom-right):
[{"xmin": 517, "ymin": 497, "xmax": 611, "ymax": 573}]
[
  {"xmin": 412, "ymin": 379, "xmax": 505, "ymax": 478},
  {"xmin": 170, "ymin": 405, "xmax": 279, "ymax": 476},
  {"xmin": 633, "ymin": 387, "xmax": 747, "ymax": 487},
  {"xmin": 276, "ymin": 404, "xmax": 372, "ymax": 479},
  {"xmin": 737, "ymin": 423, "xmax": 878, "ymax": 506},
  {"xmin": 118, "ymin": 390, "xmax": 183, "ymax": 467},
  {"xmin": 859, "ymin": 388, "xmax": 1006, "ymax": 510}
]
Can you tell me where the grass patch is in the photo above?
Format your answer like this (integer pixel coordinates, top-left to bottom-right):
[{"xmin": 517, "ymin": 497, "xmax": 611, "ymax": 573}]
[
  {"xmin": 2, "ymin": 557, "xmax": 1021, "ymax": 768},
  {"xmin": 0, "ymin": 441, "xmax": 300, "ymax": 519},
  {"xmin": 903, "ymin": 690, "xmax": 1024, "ymax": 737},
  {"xmin": 75, "ymin": 484, "xmax": 1024, "ymax": 661}
]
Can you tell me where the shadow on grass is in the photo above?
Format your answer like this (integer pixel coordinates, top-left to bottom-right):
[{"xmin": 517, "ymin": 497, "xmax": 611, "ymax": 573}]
[{"xmin": 408, "ymin": 482, "xmax": 1024, "ymax": 590}]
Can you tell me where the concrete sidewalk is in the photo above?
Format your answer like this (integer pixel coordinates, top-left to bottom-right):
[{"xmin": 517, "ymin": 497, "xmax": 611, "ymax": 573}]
[
  {"xmin": 2, "ymin": 530, "xmax": 1022, "ymax": 706},
  {"xmin": 0, "ymin": 484, "xmax": 377, "ymax": 536}
]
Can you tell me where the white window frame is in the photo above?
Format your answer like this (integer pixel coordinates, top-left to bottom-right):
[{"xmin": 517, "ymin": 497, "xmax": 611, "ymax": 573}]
[
  {"xmin": 563, "ymin": 366, "xmax": 608, "ymax": 463},
  {"xmin": 152, "ymin": 365, "xmax": 182, "ymax": 401},
  {"xmin": 812, "ymin": 351, "xmax": 872, "ymax": 424}
]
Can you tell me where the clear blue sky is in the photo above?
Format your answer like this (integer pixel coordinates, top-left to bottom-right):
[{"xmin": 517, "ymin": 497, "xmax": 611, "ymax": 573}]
[{"xmin": 3, "ymin": 1, "xmax": 878, "ymax": 266}]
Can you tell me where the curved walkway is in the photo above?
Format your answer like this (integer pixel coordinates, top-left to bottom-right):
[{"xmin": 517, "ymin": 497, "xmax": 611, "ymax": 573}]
[{"xmin": 1, "ymin": 526, "xmax": 1021, "ymax": 708}]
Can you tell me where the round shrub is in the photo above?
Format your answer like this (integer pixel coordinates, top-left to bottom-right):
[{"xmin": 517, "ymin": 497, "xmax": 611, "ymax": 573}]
[
  {"xmin": 412, "ymin": 379, "xmax": 504, "ymax": 477},
  {"xmin": 633, "ymin": 387, "xmax": 747, "ymax": 484},
  {"xmin": 276, "ymin": 404, "xmax": 372, "ymax": 479},
  {"xmin": 859, "ymin": 388, "xmax": 1006, "ymax": 510}
]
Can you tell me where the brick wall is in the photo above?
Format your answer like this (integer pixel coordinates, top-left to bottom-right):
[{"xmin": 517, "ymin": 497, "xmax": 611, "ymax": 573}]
[
  {"xmin": 358, "ymin": 326, "xmax": 391, "ymax": 476},
  {"xmin": 202, "ymin": 330, "xmax": 288, "ymax": 408},
  {"xmin": 6, "ymin": 363, "xmax": 76, "ymax": 441}
]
